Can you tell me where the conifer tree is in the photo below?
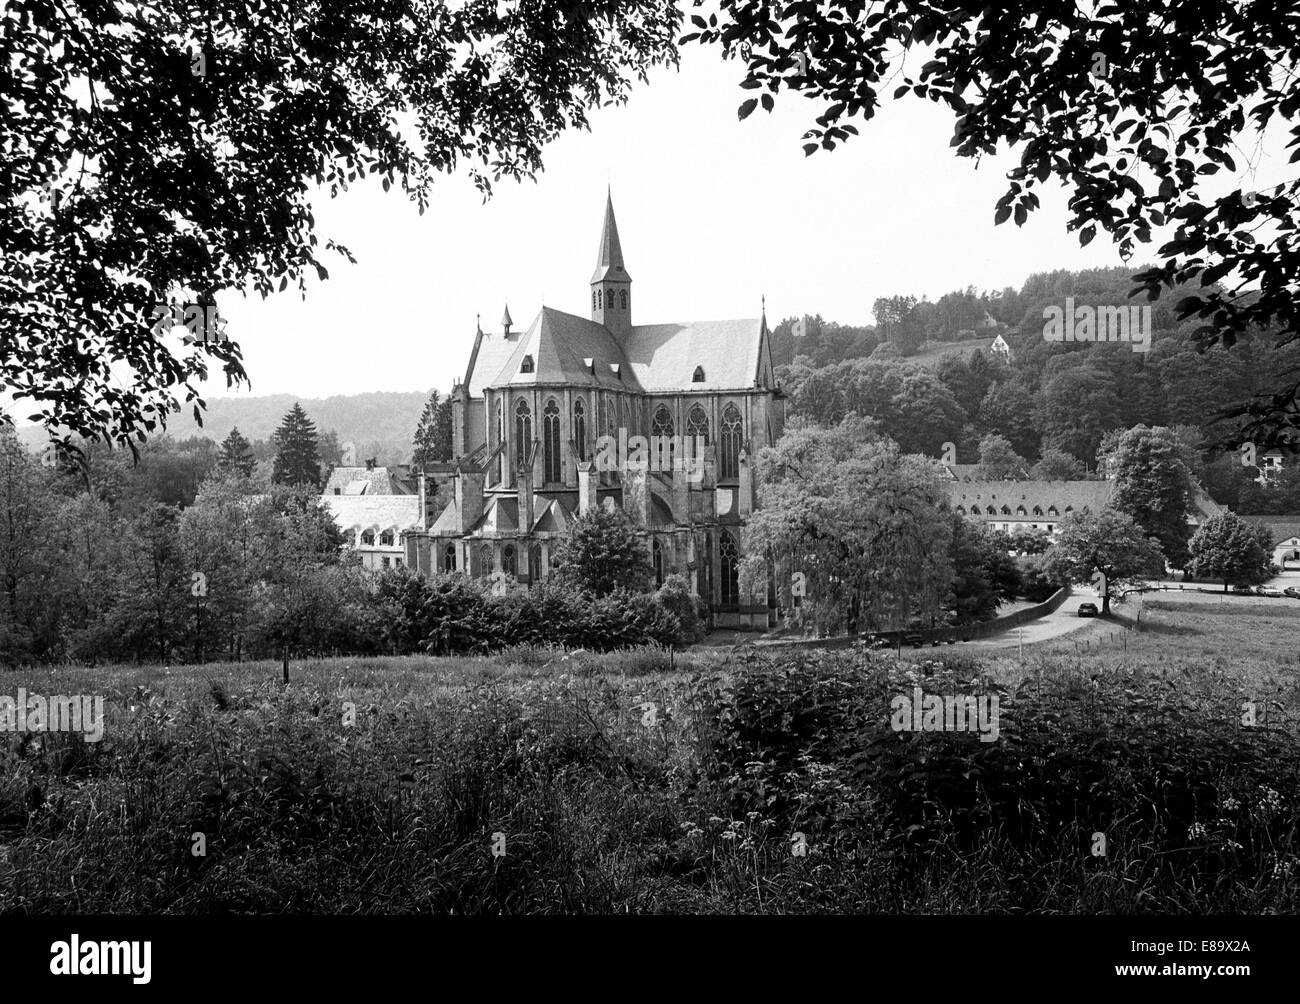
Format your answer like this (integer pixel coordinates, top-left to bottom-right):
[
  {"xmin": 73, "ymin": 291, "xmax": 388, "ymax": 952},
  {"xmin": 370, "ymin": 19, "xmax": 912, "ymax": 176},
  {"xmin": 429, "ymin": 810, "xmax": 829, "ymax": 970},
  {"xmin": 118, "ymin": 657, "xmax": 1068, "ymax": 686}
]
[
  {"xmin": 217, "ymin": 427, "xmax": 256, "ymax": 479},
  {"xmin": 271, "ymin": 404, "xmax": 321, "ymax": 489},
  {"xmin": 411, "ymin": 389, "xmax": 454, "ymax": 469}
]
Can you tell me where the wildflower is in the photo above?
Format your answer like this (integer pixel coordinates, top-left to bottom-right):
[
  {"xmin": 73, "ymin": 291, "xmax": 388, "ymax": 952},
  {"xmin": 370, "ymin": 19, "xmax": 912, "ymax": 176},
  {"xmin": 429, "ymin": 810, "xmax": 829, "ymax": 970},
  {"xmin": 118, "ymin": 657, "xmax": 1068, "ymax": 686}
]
[
  {"xmin": 1188, "ymin": 822, "xmax": 1208, "ymax": 841},
  {"xmin": 1220, "ymin": 796, "xmax": 1241, "ymax": 812}
]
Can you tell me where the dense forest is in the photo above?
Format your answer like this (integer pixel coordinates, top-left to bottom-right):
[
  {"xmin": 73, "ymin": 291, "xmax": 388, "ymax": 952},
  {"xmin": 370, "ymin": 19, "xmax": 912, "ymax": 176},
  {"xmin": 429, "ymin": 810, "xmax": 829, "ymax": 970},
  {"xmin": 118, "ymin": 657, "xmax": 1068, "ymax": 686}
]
[{"xmin": 770, "ymin": 266, "xmax": 1298, "ymax": 514}]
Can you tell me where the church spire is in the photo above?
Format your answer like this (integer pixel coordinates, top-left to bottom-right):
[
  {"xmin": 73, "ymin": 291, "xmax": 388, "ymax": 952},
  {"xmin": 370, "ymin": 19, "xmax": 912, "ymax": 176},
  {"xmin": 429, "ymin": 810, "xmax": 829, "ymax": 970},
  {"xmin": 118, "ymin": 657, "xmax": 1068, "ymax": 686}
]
[
  {"xmin": 590, "ymin": 188, "xmax": 632, "ymax": 337},
  {"xmin": 591, "ymin": 187, "xmax": 631, "ymax": 283}
]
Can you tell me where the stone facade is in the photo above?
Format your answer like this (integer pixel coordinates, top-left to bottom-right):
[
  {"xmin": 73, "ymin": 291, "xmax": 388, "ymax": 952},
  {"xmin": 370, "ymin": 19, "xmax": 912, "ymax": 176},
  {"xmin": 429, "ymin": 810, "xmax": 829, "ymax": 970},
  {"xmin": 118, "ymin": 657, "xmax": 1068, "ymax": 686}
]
[{"xmin": 403, "ymin": 192, "xmax": 785, "ymax": 628}]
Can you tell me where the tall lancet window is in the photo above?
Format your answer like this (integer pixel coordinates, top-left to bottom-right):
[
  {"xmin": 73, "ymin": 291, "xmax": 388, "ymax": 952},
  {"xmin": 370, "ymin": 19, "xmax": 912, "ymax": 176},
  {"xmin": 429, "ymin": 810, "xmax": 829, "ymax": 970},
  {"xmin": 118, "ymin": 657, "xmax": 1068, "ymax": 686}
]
[
  {"xmin": 573, "ymin": 398, "xmax": 587, "ymax": 461},
  {"xmin": 721, "ymin": 403, "xmax": 743, "ymax": 481},
  {"xmin": 597, "ymin": 289, "xmax": 603, "ymax": 309},
  {"xmin": 720, "ymin": 531, "xmax": 739, "ymax": 605},
  {"xmin": 652, "ymin": 405, "xmax": 675, "ymax": 471},
  {"xmin": 620, "ymin": 290, "xmax": 628, "ymax": 310},
  {"xmin": 514, "ymin": 398, "xmax": 532, "ymax": 469},
  {"xmin": 543, "ymin": 398, "xmax": 561, "ymax": 483}
]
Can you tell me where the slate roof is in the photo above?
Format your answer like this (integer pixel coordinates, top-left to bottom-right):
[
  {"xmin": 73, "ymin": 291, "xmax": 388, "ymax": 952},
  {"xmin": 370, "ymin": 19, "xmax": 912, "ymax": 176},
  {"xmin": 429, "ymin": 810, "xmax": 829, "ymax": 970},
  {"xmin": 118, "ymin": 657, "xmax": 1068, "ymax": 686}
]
[
  {"xmin": 1242, "ymin": 515, "xmax": 1300, "ymax": 545},
  {"xmin": 462, "ymin": 193, "xmax": 765, "ymax": 397},
  {"xmin": 483, "ymin": 308, "xmax": 640, "ymax": 393},
  {"xmin": 323, "ymin": 466, "xmax": 414, "ymax": 496},
  {"xmin": 949, "ymin": 480, "xmax": 1114, "ymax": 514},
  {"xmin": 623, "ymin": 318, "xmax": 764, "ymax": 392}
]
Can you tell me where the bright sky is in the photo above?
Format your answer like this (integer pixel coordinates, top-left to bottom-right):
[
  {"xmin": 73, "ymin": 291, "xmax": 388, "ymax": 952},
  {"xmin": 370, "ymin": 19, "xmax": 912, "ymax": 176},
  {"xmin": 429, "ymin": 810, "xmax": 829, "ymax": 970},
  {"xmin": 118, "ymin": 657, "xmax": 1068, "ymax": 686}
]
[{"xmin": 207, "ymin": 44, "xmax": 1290, "ymax": 400}]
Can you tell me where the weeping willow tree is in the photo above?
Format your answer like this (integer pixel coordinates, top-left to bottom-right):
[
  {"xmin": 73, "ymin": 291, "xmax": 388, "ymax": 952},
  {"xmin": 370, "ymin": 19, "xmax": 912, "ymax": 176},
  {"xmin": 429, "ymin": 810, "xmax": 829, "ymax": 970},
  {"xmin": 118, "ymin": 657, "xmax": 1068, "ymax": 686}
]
[{"xmin": 741, "ymin": 416, "xmax": 954, "ymax": 636}]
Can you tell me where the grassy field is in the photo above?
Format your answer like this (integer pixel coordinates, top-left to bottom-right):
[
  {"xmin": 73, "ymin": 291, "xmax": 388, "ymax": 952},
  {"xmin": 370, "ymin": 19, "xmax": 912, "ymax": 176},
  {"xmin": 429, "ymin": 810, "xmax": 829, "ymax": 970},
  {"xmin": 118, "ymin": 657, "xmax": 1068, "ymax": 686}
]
[{"xmin": 1, "ymin": 602, "xmax": 1297, "ymax": 914}]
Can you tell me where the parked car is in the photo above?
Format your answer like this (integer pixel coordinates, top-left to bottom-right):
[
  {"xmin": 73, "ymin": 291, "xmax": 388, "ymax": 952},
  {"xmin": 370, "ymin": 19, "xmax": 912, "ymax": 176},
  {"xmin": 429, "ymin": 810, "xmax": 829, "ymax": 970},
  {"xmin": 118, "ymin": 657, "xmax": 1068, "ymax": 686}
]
[
  {"xmin": 1077, "ymin": 602, "xmax": 1099, "ymax": 617},
  {"xmin": 1283, "ymin": 587, "xmax": 1300, "ymax": 599},
  {"xmin": 1233, "ymin": 583, "xmax": 1254, "ymax": 593},
  {"xmin": 904, "ymin": 633, "xmax": 924, "ymax": 648},
  {"xmin": 1256, "ymin": 586, "xmax": 1284, "ymax": 598}
]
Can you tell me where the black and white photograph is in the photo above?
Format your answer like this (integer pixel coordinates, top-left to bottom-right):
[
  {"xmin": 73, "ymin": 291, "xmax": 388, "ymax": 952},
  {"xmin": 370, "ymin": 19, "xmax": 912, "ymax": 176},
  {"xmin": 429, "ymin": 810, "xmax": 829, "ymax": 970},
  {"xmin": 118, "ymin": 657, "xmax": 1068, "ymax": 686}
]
[{"xmin": 1, "ymin": 0, "xmax": 1295, "ymax": 984}]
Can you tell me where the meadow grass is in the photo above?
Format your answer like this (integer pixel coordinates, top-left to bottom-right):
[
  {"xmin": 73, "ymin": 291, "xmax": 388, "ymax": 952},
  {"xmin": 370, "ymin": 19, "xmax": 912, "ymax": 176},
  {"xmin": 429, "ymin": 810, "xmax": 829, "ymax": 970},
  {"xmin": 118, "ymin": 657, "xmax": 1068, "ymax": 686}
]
[{"xmin": 1, "ymin": 612, "xmax": 1297, "ymax": 914}]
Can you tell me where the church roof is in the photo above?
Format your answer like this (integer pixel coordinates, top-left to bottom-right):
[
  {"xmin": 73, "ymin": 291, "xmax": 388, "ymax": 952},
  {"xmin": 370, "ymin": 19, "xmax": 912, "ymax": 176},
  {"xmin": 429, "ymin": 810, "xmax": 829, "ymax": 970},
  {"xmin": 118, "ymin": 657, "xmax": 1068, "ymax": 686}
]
[
  {"xmin": 623, "ymin": 318, "xmax": 765, "ymax": 391},
  {"xmin": 482, "ymin": 307, "xmax": 642, "ymax": 392}
]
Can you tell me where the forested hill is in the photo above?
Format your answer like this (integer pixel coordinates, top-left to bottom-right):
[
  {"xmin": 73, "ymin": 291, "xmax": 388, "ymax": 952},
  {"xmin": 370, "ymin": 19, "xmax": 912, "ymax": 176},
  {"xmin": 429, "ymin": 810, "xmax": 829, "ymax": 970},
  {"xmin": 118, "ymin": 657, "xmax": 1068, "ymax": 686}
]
[
  {"xmin": 10, "ymin": 390, "xmax": 431, "ymax": 465},
  {"xmin": 175, "ymin": 391, "xmax": 430, "ymax": 448}
]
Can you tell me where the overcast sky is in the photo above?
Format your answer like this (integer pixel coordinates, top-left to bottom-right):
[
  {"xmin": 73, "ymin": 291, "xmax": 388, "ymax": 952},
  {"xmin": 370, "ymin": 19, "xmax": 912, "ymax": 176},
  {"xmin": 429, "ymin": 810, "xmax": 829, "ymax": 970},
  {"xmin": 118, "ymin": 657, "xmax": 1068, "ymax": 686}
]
[{"xmin": 203, "ymin": 43, "xmax": 1286, "ymax": 401}]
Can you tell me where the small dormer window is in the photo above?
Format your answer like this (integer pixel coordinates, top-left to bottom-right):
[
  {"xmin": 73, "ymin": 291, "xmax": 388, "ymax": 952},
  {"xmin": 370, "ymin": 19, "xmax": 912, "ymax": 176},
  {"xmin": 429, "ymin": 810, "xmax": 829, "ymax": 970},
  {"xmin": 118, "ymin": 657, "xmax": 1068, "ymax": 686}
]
[
  {"xmin": 583, "ymin": 356, "xmax": 594, "ymax": 374},
  {"xmin": 692, "ymin": 366, "xmax": 705, "ymax": 382},
  {"xmin": 521, "ymin": 355, "xmax": 534, "ymax": 373},
  {"xmin": 609, "ymin": 363, "xmax": 621, "ymax": 380}
]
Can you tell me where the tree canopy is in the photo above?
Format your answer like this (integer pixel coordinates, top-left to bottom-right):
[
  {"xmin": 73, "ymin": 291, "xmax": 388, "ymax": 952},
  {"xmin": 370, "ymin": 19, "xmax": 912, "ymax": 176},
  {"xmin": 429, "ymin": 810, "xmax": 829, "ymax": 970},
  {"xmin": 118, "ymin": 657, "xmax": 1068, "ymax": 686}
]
[
  {"xmin": 3, "ymin": 0, "xmax": 680, "ymax": 452},
  {"xmin": 688, "ymin": 1, "xmax": 1300, "ymax": 445}
]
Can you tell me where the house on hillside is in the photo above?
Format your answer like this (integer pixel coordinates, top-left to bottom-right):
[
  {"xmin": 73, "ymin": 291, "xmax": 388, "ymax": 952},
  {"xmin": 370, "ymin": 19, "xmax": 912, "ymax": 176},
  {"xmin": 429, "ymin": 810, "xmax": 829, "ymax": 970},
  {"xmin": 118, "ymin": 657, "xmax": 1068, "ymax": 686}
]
[
  {"xmin": 989, "ymin": 332, "xmax": 1012, "ymax": 362},
  {"xmin": 401, "ymin": 191, "xmax": 786, "ymax": 628},
  {"xmin": 950, "ymin": 480, "xmax": 1114, "ymax": 537}
]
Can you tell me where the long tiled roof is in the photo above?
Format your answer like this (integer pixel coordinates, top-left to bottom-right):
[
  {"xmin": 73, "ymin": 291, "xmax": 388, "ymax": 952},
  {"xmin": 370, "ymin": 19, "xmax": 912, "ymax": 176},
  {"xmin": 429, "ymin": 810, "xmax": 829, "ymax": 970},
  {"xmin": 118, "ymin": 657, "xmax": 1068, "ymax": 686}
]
[
  {"xmin": 1242, "ymin": 515, "xmax": 1300, "ymax": 544},
  {"xmin": 949, "ymin": 479, "xmax": 1114, "ymax": 514}
]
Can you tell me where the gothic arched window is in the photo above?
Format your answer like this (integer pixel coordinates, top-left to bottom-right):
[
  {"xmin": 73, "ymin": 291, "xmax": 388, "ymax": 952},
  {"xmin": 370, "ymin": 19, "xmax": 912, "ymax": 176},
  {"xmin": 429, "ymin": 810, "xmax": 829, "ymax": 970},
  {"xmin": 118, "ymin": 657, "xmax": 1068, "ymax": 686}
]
[
  {"xmin": 514, "ymin": 398, "xmax": 531, "ymax": 469},
  {"xmin": 592, "ymin": 290, "xmax": 596, "ymax": 311},
  {"xmin": 543, "ymin": 398, "xmax": 561, "ymax": 483},
  {"xmin": 619, "ymin": 289, "xmax": 627, "ymax": 310},
  {"xmin": 573, "ymin": 398, "xmax": 587, "ymax": 461},
  {"xmin": 720, "ymin": 403, "xmax": 743, "ymax": 481},
  {"xmin": 443, "ymin": 544, "xmax": 457, "ymax": 572},
  {"xmin": 502, "ymin": 544, "xmax": 517, "ymax": 578},
  {"xmin": 479, "ymin": 544, "xmax": 493, "ymax": 577},
  {"xmin": 692, "ymin": 366, "xmax": 705, "ymax": 383},
  {"xmin": 528, "ymin": 543, "xmax": 542, "ymax": 583},
  {"xmin": 652, "ymin": 538, "xmax": 664, "ymax": 588},
  {"xmin": 597, "ymin": 289, "xmax": 603, "ymax": 309},
  {"xmin": 720, "ymin": 531, "xmax": 739, "ymax": 605},
  {"xmin": 686, "ymin": 404, "xmax": 709, "ymax": 445},
  {"xmin": 652, "ymin": 405, "xmax": 674, "ymax": 471}
]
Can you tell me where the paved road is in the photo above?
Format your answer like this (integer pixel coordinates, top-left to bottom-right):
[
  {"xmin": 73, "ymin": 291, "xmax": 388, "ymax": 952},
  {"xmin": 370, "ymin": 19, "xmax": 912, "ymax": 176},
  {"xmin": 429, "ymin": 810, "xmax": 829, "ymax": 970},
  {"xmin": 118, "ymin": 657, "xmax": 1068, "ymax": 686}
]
[{"xmin": 945, "ymin": 587, "xmax": 1103, "ymax": 651}]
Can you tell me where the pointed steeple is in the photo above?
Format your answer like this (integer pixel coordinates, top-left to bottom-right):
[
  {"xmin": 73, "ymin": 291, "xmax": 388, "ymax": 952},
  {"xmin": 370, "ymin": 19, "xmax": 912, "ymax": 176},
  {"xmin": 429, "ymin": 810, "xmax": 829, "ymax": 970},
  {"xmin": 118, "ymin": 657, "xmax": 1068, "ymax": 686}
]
[
  {"xmin": 591, "ymin": 188, "xmax": 631, "ymax": 283},
  {"xmin": 590, "ymin": 188, "xmax": 632, "ymax": 337},
  {"xmin": 501, "ymin": 304, "xmax": 513, "ymax": 336}
]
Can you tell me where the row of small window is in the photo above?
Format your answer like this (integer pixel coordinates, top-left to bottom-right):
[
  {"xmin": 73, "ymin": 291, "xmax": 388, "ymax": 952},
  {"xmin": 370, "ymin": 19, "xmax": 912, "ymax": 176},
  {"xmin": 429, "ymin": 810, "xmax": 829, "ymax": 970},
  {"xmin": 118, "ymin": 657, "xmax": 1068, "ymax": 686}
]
[
  {"xmin": 593, "ymin": 288, "xmax": 629, "ymax": 310},
  {"xmin": 958, "ymin": 505, "xmax": 1071, "ymax": 517},
  {"xmin": 347, "ymin": 529, "xmax": 396, "ymax": 546},
  {"xmin": 503, "ymin": 399, "xmax": 745, "ymax": 482},
  {"xmin": 379, "ymin": 556, "xmax": 403, "ymax": 569}
]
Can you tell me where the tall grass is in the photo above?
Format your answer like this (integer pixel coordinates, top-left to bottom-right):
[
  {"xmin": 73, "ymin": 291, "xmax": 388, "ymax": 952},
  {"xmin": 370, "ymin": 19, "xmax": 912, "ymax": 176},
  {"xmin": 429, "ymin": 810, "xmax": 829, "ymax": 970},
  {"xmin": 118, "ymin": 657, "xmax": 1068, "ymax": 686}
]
[{"xmin": 0, "ymin": 610, "xmax": 1297, "ymax": 914}]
